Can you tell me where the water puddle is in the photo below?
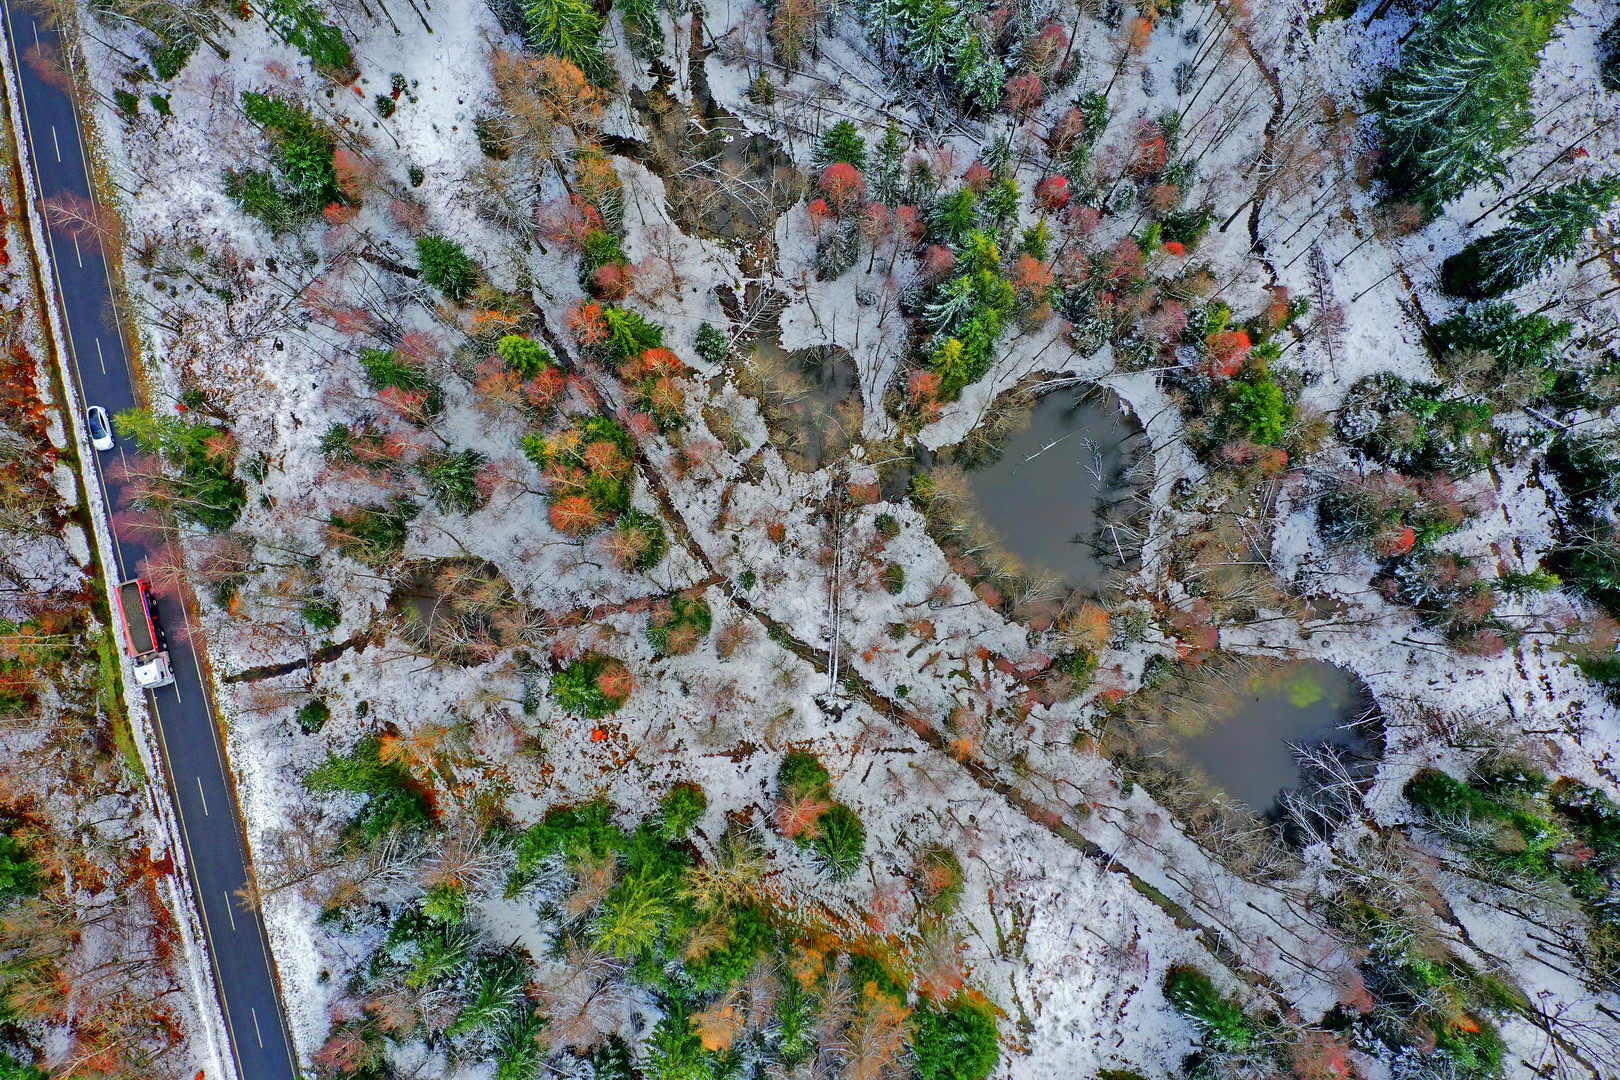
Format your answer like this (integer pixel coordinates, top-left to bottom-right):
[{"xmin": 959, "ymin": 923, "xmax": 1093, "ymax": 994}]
[
  {"xmin": 961, "ymin": 386, "xmax": 1151, "ymax": 593},
  {"xmin": 621, "ymin": 55, "xmax": 801, "ymax": 250},
  {"xmin": 388, "ymin": 558, "xmax": 522, "ymax": 666},
  {"xmin": 744, "ymin": 334, "xmax": 860, "ymax": 471},
  {"xmin": 1118, "ymin": 659, "xmax": 1381, "ymax": 816}
]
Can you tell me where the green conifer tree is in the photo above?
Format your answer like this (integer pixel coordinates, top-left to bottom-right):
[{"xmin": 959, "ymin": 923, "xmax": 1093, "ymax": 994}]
[
  {"xmin": 872, "ymin": 119, "xmax": 906, "ymax": 206},
  {"xmin": 522, "ymin": 0, "xmax": 607, "ymax": 82},
  {"xmin": 1376, "ymin": 0, "xmax": 1571, "ymax": 216},
  {"xmin": 1441, "ymin": 176, "xmax": 1620, "ymax": 299},
  {"xmin": 416, "ymin": 235, "xmax": 480, "ymax": 301},
  {"xmin": 813, "ymin": 119, "xmax": 868, "ymax": 172}
]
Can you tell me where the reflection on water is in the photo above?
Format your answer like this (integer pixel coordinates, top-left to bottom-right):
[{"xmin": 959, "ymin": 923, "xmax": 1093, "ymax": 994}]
[
  {"xmin": 963, "ymin": 387, "xmax": 1150, "ymax": 592},
  {"xmin": 1170, "ymin": 660, "xmax": 1379, "ymax": 813},
  {"xmin": 750, "ymin": 336, "xmax": 860, "ymax": 471}
]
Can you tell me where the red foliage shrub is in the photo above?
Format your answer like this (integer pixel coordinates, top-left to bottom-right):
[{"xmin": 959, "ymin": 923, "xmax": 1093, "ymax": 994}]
[
  {"xmin": 390, "ymin": 198, "xmax": 427, "ymax": 234},
  {"xmin": 818, "ymin": 162, "xmax": 866, "ymax": 213},
  {"xmin": 1129, "ymin": 119, "xmax": 1169, "ymax": 177},
  {"xmin": 962, "ymin": 162, "xmax": 994, "ymax": 193},
  {"xmin": 1206, "ymin": 329, "xmax": 1251, "ymax": 378},
  {"xmin": 537, "ymin": 194, "xmax": 605, "ymax": 250},
  {"xmin": 567, "ymin": 302, "xmax": 608, "ymax": 346},
  {"xmin": 921, "ymin": 244, "xmax": 956, "ymax": 282},
  {"xmin": 1162, "ymin": 240, "xmax": 1185, "ymax": 257},
  {"xmin": 550, "ymin": 494, "xmax": 606, "ymax": 536},
  {"xmin": 1047, "ymin": 107, "xmax": 1088, "ymax": 153},
  {"xmin": 908, "ymin": 370, "xmax": 943, "ymax": 405},
  {"xmin": 1034, "ymin": 174, "xmax": 1070, "ymax": 211},
  {"xmin": 1009, "ymin": 253, "xmax": 1054, "ymax": 298},
  {"xmin": 596, "ymin": 662, "xmax": 635, "ymax": 703},
  {"xmin": 1004, "ymin": 73, "xmax": 1045, "ymax": 116}
]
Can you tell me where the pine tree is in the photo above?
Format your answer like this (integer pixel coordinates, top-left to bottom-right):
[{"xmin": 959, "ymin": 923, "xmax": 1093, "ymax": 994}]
[
  {"xmin": 904, "ymin": 0, "xmax": 954, "ymax": 75},
  {"xmin": 1376, "ymin": 0, "xmax": 1571, "ymax": 216},
  {"xmin": 872, "ymin": 119, "xmax": 905, "ymax": 206},
  {"xmin": 1440, "ymin": 176, "xmax": 1620, "ymax": 299},
  {"xmin": 929, "ymin": 188, "xmax": 978, "ymax": 246},
  {"xmin": 813, "ymin": 120, "xmax": 868, "ymax": 172},
  {"xmin": 416, "ymin": 235, "xmax": 480, "ymax": 301},
  {"xmin": 522, "ymin": 0, "xmax": 607, "ymax": 83},
  {"xmin": 951, "ymin": 33, "xmax": 1004, "ymax": 111}
]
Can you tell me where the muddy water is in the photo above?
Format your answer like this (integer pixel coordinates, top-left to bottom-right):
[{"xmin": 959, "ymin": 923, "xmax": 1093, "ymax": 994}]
[
  {"xmin": 964, "ymin": 386, "xmax": 1150, "ymax": 592},
  {"xmin": 751, "ymin": 335, "xmax": 860, "ymax": 471},
  {"xmin": 1170, "ymin": 660, "xmax": 1379, "ymax": 814}
]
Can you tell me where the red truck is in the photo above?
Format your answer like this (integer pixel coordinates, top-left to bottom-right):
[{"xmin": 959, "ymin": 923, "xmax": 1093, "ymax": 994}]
[{"xmin": 115, "ymin": 579, "xmax": 174, "ymax": 689}]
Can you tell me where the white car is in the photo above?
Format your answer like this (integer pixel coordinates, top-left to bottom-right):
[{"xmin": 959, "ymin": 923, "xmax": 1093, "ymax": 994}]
[{"xmin": 86, "ymin": 405, "xmax": 114, "ymax": 451}]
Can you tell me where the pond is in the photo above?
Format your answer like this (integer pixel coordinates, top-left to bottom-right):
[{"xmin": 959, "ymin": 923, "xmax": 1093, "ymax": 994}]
[
  {"xmin": 963, "ymin": 385, "xmax": 1150, "ymax": 592},
  {"xmin": 749, "ymin": 335, "xmax": 860, "ymax": 472},
  {"xmin": 1166, "ymin": 660, "xmax": 1380, "ymax": 815}
]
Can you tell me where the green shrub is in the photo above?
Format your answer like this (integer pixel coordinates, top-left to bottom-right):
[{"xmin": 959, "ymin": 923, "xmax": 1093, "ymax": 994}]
[
  {"xmin": 657, "ymin": 783, "xmax": 707, "ymax": 841},
  {"xmin": 514, "ymin": 800, "xmax": 626, "ymax": 877},
  {"xmin": 235, "ymin": 92, "xmax": 342, "ymax": 221},
  {"xmin": 305, "ymin": 736, "xmax": 432, "ymax": 838},
  {"xmin": 612, "ymin": 509, "xmax": 668, "ymax": 571},
  {"xmin": 329, "ymin": 497, "xmax": 419, "ymax": 566},
  {"xmin": 601, "ymin": 305, "xmax": 664, "ymax": 362},
  {"xmin": 295, "ymin": 698, "xmax": 330, "ymax": 734},
  {"xmin": 302, "ymin": 594, "xmax": 342, "ymax": 631},
  {"xmin": 416, "ymin": 449, "xmax": 487, "ymax": 514},
  {"xmin": 883, "ymin": 562, "xmax": 905, "ymax": 595},
  {"xmin": 694, "ymin": 322, "xmax": 729, "ymax": 364},
  {"xmin": 0, "ymin": 1051, "xmax": 46, "ymax": 1080},
  {"xmin": 422, "ymin": 881, "xmax": 467, "ymax": 923},
  {"xmin": 778, "ymin": 750, "xmax": 832, "ymax": 801},
  {"xmin": 874, "ymin": 512, "xmax": 900, "ymax": 539},
  {"xmin": 1221, "ymin": 376, "xmax": 1291, "ymax": 446},
  {"xmin": 1336, "ymin": 374, "xmax": 1494, "ymax": 476},
  {"xmin": 265, "ymin": 0, "xmax": 354, "ymax": 70},
  {"xmin": 496, "ymin": 334, "xmax": 553, "ymax": 376},
  {"xmin": 813, "ymin": 119, "xmax": 867, "ymax": 171},
  {"xmin": 114, "ymin": 88, "xmax": 140, "ymax": 115},
  {"xmin": 357, "ymin": 346, "xmax": 444, "ymax": 418},
  {"xmin": 916, "ymin": 845, "xmax": 964, "ymax": 913},
  {"xmin": 910, "ymin": 999, "xmax": 1000, "ymax": 1080},
  {"xmin": 811, "ymin": 803, "xmax": 865, "ymax": 878},
  {"xmin": 0, "ymin": 833, "xmax": 40, "ymax": 900},
  {"xmin": 645, "ymin": 594, "xmax": 712, "ymax": 655},
  {"xmin": 1160, "ymin": 205, "xmax": 1214, "ymax": 249},
  {"xmin": 1164, "ymin": 965, "xmax": 1254, "ymax": 1051},
  {"xmin": 551, "ymin": 653, "xmax": 632, "ymax": 717},
  {"xmin": 1432, "ymin": 302, "xmax": 1570, "ymax": 395},
  {"xmin": 1603, "ymin": 18, "xmax": 1620, "ymax": 91},
  {"xmin": 146, "ymin": 32, "xmax": 197, "ymax": 80},
  {"xmin": 416, "ymin": 235, "xmax": 479, "ymax": 301},
  {"xmin": 1053, "ymin": 650, "xmax": 1098, "ymax": 690},
  {"xmin": 521, "ymin": 0, "xmax": 607, "ymax": 83}
]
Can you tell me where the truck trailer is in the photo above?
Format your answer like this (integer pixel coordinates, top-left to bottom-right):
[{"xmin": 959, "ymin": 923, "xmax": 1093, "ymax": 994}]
[{"xmin": 115, "ymin": 579, "xmax": 174, "ymax": 689}]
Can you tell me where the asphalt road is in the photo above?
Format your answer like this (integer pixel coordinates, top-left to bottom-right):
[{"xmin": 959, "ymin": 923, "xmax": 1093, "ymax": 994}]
[{"xmin": 0, "ymin": 10, "xmax": 300, "ymax": 1080}]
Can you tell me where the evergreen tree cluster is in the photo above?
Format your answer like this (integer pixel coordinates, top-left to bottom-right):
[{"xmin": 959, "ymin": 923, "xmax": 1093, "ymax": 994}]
[
  {"xmin": 225, "ymin": 91, "xmax": 345, "ymax": 231},
  {"xmin": 860, "ymin": 0, "xmax": 1045, "ymax": 112},
  {"xmin": 113, "ymin": 407, "xmax": 248, "ymax": 530},
  {"xmin": 1374, "ymin": 0, "xmax": 1571, "ymax": 216},
  {"xmin": 522, "ymin": 0, "xmax": 608, "ymax": 83}
]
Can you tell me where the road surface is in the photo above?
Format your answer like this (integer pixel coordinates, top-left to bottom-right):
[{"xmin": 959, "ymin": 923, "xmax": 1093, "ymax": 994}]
[{"xmin": 0, "ymin": 9, "xmax": 300, "ymax": 1080}]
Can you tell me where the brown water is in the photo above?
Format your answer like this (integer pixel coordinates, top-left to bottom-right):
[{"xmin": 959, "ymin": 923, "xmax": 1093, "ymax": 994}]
[
  {"xmin": 751, "ymin": 336, "xmax": 860, "ymax": 471},
  {"xmin": 963, "ymin": 386, "xmax": 1150, "ymax": 592},
  {"xmin": 1169, "ymin": 660, "xmax": 1379, "ymax": 814}
]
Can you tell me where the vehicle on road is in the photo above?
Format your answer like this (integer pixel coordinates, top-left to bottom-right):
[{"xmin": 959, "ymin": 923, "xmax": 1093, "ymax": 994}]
[
  {"xmin": 86, "ymin": 405, "xmax": 114, "ymax": 451},
  {"xmin": 115, "ymin": 578, "xmax": 174, "ymax": 689}
]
